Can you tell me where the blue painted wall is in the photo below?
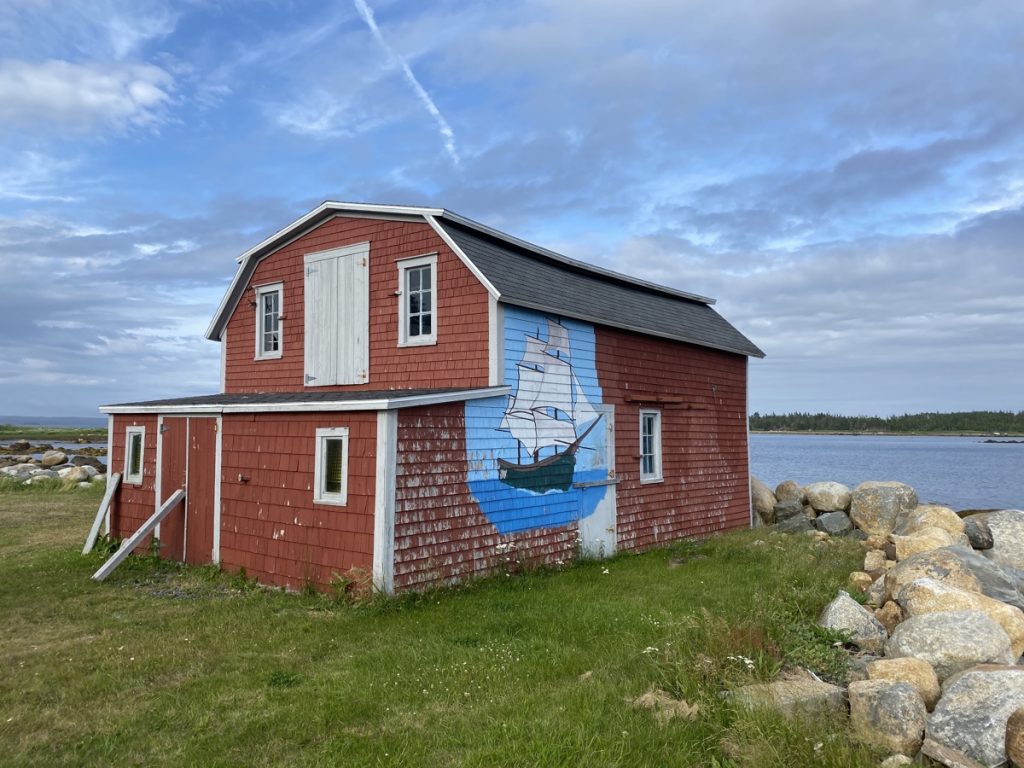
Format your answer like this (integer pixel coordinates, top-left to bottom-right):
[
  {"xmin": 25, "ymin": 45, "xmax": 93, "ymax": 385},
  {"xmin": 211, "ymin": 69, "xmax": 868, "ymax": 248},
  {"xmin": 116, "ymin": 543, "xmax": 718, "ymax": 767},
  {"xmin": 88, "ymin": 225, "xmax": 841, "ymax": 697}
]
[{"xmin": 465, "ymin": 306, "xmax": 611, "ymax": 534}]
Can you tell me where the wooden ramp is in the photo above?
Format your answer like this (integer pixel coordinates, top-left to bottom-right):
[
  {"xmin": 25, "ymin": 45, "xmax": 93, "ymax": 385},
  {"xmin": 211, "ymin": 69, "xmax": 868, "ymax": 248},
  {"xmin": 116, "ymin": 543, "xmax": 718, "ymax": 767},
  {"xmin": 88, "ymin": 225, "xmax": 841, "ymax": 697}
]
[
  {"xmin": 82, "ymin": 473, "xmax": 121, "ymax": 555},
  {"xmin": 91, "ymin": 489, "xmax": 185, "ymax": 582}
]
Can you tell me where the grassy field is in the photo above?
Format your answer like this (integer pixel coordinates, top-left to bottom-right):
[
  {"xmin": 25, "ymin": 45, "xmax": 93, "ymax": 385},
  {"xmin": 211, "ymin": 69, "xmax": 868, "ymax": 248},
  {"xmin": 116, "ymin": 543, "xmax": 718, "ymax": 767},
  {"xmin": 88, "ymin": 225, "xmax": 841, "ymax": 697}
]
[
  {"xmin": 0, "ymin": 487, "xmax": 879, "ymax": 767},
  {"xmin": 0, "ymin": 424, "xmax": 107, "ymax": 443}
]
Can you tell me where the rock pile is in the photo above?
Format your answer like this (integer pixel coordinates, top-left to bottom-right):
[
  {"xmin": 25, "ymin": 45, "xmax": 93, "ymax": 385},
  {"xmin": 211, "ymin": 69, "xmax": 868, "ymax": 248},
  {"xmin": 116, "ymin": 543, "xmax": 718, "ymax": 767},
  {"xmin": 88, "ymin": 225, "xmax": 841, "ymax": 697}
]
[
  {"xmin": 750, "ymin": 476, "xmax": 1024, "ymax": 766},
  {"xmin": 1, "ymin": 448, "xmax": 106, "ymax": 488}
]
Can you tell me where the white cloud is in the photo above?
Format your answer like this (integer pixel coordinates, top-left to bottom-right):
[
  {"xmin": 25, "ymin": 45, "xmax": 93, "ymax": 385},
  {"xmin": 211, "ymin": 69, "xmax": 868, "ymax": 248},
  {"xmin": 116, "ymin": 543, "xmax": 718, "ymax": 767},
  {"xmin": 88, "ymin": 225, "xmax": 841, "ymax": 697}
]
[
  {"xmin": 0, "ymin": 152, "xmax": 79, "ymax": 202},
  {"xmin": 0, "ymin": 59, "xmax": 174, "ymax": 133}
]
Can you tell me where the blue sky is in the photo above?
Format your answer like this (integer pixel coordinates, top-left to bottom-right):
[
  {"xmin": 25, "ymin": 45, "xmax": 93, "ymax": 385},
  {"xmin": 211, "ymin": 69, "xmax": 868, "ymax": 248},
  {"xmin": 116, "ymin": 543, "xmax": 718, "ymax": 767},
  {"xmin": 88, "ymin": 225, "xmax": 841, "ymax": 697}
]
[{"xmin": 1, "ymin": 0, "xmax": 1022, "ymax": 418}]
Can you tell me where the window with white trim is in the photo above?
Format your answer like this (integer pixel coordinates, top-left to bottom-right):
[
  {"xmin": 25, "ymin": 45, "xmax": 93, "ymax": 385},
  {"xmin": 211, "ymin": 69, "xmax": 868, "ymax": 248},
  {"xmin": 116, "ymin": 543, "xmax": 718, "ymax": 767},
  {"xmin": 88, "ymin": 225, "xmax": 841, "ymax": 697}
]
[
  {"xmin": 125, "ymin": 426, "xmax": 145, "ymax": 484},
  {"xmin": 255, "ymin": 283, "xmax": 283, "ymax": 359},
  {"xmin": 639, "ymin": 409, "xmax": 662, "ymax": 483},
  {"xmin": 398, "ymin": 254, "xmax": 437, "ymax": 346},
  {"xmin": 314, "ymin": 427, "xmax": 349, "ymax": 505}
]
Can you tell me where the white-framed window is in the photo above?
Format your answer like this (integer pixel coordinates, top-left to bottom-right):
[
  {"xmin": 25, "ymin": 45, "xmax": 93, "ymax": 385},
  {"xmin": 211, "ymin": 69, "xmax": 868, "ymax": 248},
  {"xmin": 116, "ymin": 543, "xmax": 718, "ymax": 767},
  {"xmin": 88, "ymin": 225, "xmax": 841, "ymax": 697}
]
[
  {"xmin": 397, "ymin": 254, "xmax": 437, "ymax": 346},
  {"xmin": 125, "ymin": 426, "xmax": 145, "ymax": 485},
  {"xmin": 314, "ymin": 427, "xmax": 349, "ymax": 506},
  {"xmin": 639, "ymin": 409, "xmax": 663, "ymax": 483},
  {"xmin": 255, "ymin": 282, "xmax": 283, "ymax": 360}
]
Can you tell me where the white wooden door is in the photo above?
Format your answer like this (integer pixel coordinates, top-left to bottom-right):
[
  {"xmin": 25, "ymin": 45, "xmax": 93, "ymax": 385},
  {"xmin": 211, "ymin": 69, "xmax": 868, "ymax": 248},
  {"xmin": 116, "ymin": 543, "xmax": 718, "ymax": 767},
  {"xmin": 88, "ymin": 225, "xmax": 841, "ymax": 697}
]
[
  {"xmin": 304, "ymin": 243, "xmax": 369, "ymax": 386},
  {"xmin": 578, "ymin": 404, "xmax": 617, "ymax": 557}
]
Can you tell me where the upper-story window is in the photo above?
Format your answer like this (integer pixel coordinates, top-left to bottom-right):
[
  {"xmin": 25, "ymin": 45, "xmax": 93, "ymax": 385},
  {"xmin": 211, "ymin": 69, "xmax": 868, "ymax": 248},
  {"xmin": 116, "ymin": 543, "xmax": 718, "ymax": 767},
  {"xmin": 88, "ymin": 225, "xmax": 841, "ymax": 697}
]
[
  {"xmin": 639, "ymin": 409, "xmax": 663, "ymax": 483},
  {"xmin": 255, "ymin": 283, "xmax": 283, "ymax": 360},
  {"xmin": 397, "ymin": 254, "xmax": 437, "ymax": 346}
]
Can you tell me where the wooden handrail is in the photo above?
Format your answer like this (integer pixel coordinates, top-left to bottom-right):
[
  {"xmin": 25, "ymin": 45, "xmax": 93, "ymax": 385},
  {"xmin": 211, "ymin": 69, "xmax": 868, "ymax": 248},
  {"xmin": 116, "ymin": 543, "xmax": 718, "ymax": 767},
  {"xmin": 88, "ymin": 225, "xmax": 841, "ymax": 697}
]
[
  {"xmin": 91, "ymin": 488, "xmax": 185, "ymax": 582},
  {"xmin": 82, "ymin": 473, "xmax": 122, "ymax": 555}
]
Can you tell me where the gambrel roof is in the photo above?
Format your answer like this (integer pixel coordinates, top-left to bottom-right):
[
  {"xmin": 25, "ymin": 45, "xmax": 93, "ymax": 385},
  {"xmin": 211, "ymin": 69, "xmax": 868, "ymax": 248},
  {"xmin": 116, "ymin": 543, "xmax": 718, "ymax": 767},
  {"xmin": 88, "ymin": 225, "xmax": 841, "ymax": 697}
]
[{"xmin": 206, "ymin": 202, "xmax": 764, "ymax": 358}]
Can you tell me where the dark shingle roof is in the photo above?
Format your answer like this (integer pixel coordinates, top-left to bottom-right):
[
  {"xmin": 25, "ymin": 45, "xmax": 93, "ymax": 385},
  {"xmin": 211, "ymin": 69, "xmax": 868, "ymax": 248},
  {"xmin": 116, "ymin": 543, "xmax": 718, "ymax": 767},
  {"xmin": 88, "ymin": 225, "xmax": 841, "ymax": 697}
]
[
  {"xmin": 437, "ymin": 219, "xmax": 764, "ymax": 358},
  {"xmin": 102, "ymin": 387, "xmax": 506, "ymax": 410}
]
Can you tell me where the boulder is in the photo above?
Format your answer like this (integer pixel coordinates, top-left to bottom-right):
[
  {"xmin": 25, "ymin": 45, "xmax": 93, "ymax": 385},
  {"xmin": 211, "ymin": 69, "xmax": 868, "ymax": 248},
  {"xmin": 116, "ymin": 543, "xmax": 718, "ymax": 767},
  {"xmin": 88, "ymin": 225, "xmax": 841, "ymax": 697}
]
[
  {"xmin": 732, "ymin": 676, "xmax": 845, "ymax": 717},
  {"xmin": 849, "ymin": 679, "xmax": 926, "ymax": 756},
  {"xmin": 927, "ymin": 665, "xmax": 1024, "ymax": 767},
  {"xmin": 775, "ymin": 515, "xmax": 813, "ymax": 534},
  {"xmin": 28, "ymin": 468, "xmax": 58, "ymax": 478},
  {"xmin": 78, "ymin": 464, "xmax": 99, "ymax": 478},
  {"xmin": 773, "ymin": 500, "xmax": 805, "ymax": 522},
  {"xmin": 865, "ymin": 549, "xmax": 888, "ymax": 572},
  {"xmin": 984, "ymin": 510, "xmax": 1024, "ymax": 571},
  {"xmin": 804, "ymin": 481, "xmax": 852, "ymax": 513},
  {"xmin": 921, "ymin": 737, "xmax": 990, "ymax": 768},
  {"xmin": 7, "ymin": 439, "xmax": 30, "ymax": 451},
  {"xmin": 885, "ymin": 610, "xmax": 1014, "ymax": 681},
  {"xmin": 820, "ymin": 590, "xmax": 888, "ymax": 654},
  {"xmin": 71, "ymin": 455, "xmax": 106, "ymax": 471},
  {"xmin": 892, "ymin": 526, "xmax": 955, "ymax": 561},
  {"xmin": 945, "ymin": 545, "xmax": 1024, "ymax": 611},
  {"xmin": 774, "ymin": 479, "xmax": 805, "ymax": 504},
  {"xmin": 874, "ymin": 601, "xmax": 905, "ymax": 635},
  {"xmin": 897, "ymin": 577, "xmax": 1024, "ymax": 658},
  {"xmin": 849, "ymin": 481, "xmax": 919, "ymax": 537},
  {"xmin": 39, "ymin": 450, "xmax": 67, "ymax": 468},
  {"xmin": 816, "ymin": 511, "xmax": 853, "ymax": 536},
  {"xmin": 885, "ymin": 548, "xmax": 983, "ymax": 604},
  {"xmin": 1007, "ymin": 707, "xmax": 1024, "ymax": 768},
  {"xmin": 751, "ymin": 476, "xmax": 777, "ymax": 524},
  {"xmin": 867, "ymin": 656, "xmax": 941, "ymax": 711},
  {"xmin": 57, "ymin": 466, "xmax": 91, "ymax": 483},
  {"xmin": 901, "ymin": 504, "xmax": 967, "ymax": 538},
  {"xmin": 91, "ymin": 474, "xmax": 106, "ymax": 483},
  {"xmin": 963, "ymin": 514, "xmax": 995, "ymax": 551}
]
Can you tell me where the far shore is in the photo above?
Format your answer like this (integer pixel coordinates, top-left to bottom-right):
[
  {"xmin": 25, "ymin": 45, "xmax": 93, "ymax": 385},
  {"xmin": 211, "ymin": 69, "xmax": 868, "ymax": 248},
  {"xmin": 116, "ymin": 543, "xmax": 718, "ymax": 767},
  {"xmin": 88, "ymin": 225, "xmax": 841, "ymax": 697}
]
[{"xmin": 752, "ymin": 429, "xmax": 1024, "ymax": 438}]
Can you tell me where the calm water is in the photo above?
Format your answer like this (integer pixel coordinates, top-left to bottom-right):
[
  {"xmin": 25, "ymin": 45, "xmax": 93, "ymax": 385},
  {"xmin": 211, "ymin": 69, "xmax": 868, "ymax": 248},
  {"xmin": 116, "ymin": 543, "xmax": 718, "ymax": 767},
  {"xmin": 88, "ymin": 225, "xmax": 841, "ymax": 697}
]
[{"xmin": 750, "ymin": 433, "xmax": 1023, "ymax": 511}]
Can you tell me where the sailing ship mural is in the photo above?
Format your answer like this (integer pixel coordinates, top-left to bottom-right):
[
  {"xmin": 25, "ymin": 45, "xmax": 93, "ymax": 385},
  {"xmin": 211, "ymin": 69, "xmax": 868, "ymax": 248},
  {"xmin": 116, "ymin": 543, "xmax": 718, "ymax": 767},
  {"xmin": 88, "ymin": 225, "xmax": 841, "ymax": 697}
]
[
  {"xmin": 497, "ymin": 319, "xmax": 603, "ymax": 492},
  {"xmin": 464, "ymin": 308, "xmax": 612, "ymax": 535}
]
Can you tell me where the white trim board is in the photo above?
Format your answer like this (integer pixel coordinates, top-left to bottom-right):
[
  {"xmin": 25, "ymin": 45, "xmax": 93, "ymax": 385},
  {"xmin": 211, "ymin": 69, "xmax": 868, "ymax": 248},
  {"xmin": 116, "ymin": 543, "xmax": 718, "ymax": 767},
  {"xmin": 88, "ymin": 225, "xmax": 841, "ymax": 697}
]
[
  {"xmin": 372, "ymin": 410, "xmax": 398, "ymax": 595},
  {"xmin": 100, "ymin": 386, "xmax": 511, "ymax": 415}
]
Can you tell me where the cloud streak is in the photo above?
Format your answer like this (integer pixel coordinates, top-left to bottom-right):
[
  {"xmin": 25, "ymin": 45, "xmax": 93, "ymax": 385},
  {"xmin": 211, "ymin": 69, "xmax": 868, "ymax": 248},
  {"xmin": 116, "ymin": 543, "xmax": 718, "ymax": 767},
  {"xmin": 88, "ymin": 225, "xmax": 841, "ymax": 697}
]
[{"xmin": 352, "ymin": 0, "xmax": 460, "ymax": 166}]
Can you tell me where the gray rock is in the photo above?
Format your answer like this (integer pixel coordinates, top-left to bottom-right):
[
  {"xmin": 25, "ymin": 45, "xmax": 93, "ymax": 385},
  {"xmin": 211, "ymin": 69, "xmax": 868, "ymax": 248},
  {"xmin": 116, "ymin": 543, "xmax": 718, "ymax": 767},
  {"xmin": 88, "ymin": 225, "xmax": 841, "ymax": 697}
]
[
  {"xmin": 775, "ymin": 515, "xmax": 813, "ymax": 534},
  {"xmin": 820, "ymin": 590, "xmax": 888, "ymax": 653},
  {"xmin": 39, "ymin": 450, "xmax": 67, "ymax": 468},
  {"xmin": 946, "ymin": 545, "xmax": 1024, "ymax": 612},
  {"xmin": 984, "ymin": 510, "xmax": 1024, "ymax": 571},
  {"xmin": 773, "ymin": 500, "xmax": 805, "ymax": 522},
  {"xmin": 751, "ymin": 476, "xmax": 777, "ymax": 525},
  {"xmin": 816, "ymin": 511, "xmax": 854, "ymax": 536},
  {"xmin": 57, "ymin": 466, "xmax": 91, "ymax": 482},
  {"xmin": 963, "ymin": 514, "xmax": 994, "ymax": 550},
  {"xmin": 849, "ymin": 679, "xmax": 926, "ymax": 757},
  {"xmin": 775, "ymin": 479, "xmax": 805, "ymax": 504},
  {"xmin": 28, "ymin": 468, "xmax": 58, "ymax": 478},
  {"xmin": 886, "ymin": 610, "xmax": 1014, "ymax": 681},
  {"xmin": 849, "ymin": 481, "xmax": 919, "ymax": 537},
  {"xmin": 804, "ymin": 481, "xmax": 852, "ymax": 513},
  {"xmin": 71, "ymin": 455, "xmax": 106, "ymax": 471},
  {"xmin": 885, "ymin": 547, "xmax": 984, "ymax": 604},
  {"xmin": 866, "ymin": 575, "xmax": 888, "ymax": 607},
  {"xmin": 927, "ymin": 665, "xmax": 1024, "ymax": 767},
  {"xmin": 7, "ymin": 440, "xmax": 30, "ymax": 451}
]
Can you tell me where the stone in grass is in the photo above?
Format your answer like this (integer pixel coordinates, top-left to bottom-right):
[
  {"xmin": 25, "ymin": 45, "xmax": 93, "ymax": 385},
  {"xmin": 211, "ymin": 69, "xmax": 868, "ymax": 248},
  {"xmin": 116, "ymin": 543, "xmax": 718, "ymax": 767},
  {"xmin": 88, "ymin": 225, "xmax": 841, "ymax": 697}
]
[
  {"xmin": 1006, "ymin": 707, "xmax": 1024, "ymax": 768},
  {"xmin": 849, "ymin": 679, "xmax": 926, "ymax": 757},
  {"xmin": 897, "ymin": 577, "xmax": 1024, "ymax": 658},
  {"xmin": 751, "ymin": 476, "xmax": 777, "ymax": 525},
  {"xmin": 732, "ymin": 675, "xmax": 845, "ymax": 718},
  {"xmin": 773, "ymin": 499, "xmax": 805, "ymax": 522},
  {"xmin": 963, "ymin": 514, "xmax": 994, "ymax": 551},
  {"xmin": 867, "ymin": 656, "xmax": 941, "ymax": 711},
  {"xmin": 804, "ymin": 481, "xmax": 852, "ymax": 513},
  {"xmin": 816, "ymin": 511, "xmax": 853, "ymax": 536},
  {"xmin": 984, "ymin": 510, "xmax": 1024, "ymax": 571},
  {"xmin": 879, "ymin": 756, "xmax": 914, "ymax": 768},
  {"xmin": 927, "ymin": 665, "xmax": 1024, "ymax": 767},
  {"xmin": 849, "ymin": 481, "xmax": 919, "ymax": 537},
  {"xmin": 631, "ymin": 686, "xmax": 699, "ymax": 724},
  {"xmin": 884, "ymin": 548, "xmax": 983, "ymax": 604},
  {"xmin": 819, "ymin": 590, "xmax": 888, "ymax": 654},
  {"xmin": 775, "ymin": 479, "xmax": 805, "ymax": 504},
  {"xmin": 892, "ymin": 526, "xmax": 955, "ymax": 561},
  {"xmin": 885, "ymin": 610, "xmax": 1014, "ymax": 681}
]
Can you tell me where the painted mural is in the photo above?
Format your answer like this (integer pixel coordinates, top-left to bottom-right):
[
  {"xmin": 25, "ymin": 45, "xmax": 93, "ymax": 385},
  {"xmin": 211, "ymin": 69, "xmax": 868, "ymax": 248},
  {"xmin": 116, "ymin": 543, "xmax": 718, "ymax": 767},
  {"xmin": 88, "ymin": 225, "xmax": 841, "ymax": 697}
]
[{"xmin": 465, "ymin": 307, "xmax": 611, "ymax": 535}]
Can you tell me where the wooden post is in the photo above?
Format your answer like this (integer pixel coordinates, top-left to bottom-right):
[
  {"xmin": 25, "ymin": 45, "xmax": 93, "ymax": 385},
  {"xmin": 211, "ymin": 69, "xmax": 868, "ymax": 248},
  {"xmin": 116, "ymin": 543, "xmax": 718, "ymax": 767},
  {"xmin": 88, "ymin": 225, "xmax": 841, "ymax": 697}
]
[
  {"xmin": 82, "ymin": 473, "xmax": 122, "ymax": 555},
  {"xmin": 91, "ymin": 488, "xmax": 185, "ymax": 582}
]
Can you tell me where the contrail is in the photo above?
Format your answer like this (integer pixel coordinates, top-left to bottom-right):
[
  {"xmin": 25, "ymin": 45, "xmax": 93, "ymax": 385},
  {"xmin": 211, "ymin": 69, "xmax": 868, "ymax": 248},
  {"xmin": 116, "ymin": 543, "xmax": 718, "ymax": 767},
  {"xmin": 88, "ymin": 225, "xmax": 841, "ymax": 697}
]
[{"xmin": 353, "ymin": 0, "xmax": 460, "ymax": 166}]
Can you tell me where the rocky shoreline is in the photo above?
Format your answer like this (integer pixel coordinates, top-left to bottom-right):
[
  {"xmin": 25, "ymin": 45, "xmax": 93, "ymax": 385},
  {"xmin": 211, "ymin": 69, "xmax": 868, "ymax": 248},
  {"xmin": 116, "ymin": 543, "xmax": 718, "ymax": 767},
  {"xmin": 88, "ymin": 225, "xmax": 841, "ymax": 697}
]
[
  {"xmin": 0, "ymin": 440, "xmax": 107, "ymax": 486},
  {"xmin": 751, "ymin": 476, "xmax": 1024, "ymax": 767}
]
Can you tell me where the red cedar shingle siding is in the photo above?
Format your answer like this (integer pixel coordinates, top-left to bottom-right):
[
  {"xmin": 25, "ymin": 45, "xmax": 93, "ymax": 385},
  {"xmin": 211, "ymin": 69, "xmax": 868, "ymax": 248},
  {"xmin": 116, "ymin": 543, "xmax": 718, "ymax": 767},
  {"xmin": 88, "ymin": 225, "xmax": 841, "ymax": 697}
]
[
  {"xmin": 218, "ymin": 412, "xmax": 377, "ymax": 590},
  {"xmin": 223, "ymin": 217, "xmax": 490, "ymax": 393},
  {"xmin": 392, "ymin": 403, "xmax": 576, "ymax": 590},
  {"xmin": 109, "ymin": 414, "xmax": 159, "ymax": 549},
  {"xmin": 595, "ymin": 326, "xmax": 751, "ymax": 549}
]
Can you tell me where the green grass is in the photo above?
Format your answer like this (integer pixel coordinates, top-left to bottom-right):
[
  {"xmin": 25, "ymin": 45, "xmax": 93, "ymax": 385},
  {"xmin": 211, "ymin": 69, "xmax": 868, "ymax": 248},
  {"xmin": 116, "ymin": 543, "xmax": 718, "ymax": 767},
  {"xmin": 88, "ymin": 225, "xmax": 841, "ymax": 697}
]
[
  {"xmin": 0, "ymin": 424, "xmax": 107, "ymax": 443},
  {"xmin": 0, "ymin": 489, "xmax": 880, "ymax": 767}
]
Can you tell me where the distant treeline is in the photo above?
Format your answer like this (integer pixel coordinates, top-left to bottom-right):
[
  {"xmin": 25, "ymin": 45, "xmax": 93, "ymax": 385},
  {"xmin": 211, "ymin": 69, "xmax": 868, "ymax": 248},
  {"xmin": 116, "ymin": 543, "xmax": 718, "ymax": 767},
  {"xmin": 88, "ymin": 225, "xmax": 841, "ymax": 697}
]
[{"xmin": 749, "ymin": 411, "xmax": 1024, "ymax": 434}]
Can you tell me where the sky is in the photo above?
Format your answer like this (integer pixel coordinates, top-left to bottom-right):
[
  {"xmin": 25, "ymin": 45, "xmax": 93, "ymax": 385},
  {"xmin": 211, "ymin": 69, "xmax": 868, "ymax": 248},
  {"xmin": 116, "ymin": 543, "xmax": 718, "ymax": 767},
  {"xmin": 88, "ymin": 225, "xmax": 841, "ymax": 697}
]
[{"xmin": 1, "ymin": 0, "xmax": 1022, "ymax": 418}]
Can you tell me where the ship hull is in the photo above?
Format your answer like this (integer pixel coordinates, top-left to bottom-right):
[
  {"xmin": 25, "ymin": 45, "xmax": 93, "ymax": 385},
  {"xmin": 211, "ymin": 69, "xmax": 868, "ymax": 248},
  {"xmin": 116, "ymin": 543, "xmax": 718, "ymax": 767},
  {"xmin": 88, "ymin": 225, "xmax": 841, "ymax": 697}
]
[{"xmin": 497, "ymin": 451, "xmax": 577, "ymax": 493}]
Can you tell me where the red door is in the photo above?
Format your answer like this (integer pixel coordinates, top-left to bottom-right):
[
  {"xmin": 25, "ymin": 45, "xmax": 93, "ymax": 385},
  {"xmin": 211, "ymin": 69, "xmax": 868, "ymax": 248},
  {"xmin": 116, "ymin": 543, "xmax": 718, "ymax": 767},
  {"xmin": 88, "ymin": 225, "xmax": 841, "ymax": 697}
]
[
  {"xmin": 159, "ymin": 417, "xmax": 187, "ymax": 561},
  {"xmin": 184, "ymin": 417, "xmax": 217, "ymax": 565}
]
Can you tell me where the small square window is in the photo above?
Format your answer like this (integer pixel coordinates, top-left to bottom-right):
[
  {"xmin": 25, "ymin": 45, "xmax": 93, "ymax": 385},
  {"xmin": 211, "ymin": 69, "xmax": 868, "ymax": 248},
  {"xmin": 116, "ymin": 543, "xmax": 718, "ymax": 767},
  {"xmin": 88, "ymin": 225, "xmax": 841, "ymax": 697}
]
[
  {"xmin": 255, "ymin": 283, "xmax": 283, "ymax": 360},
  {"xmin": 398, "ymin": 255, "xmax": 437, "ymax": 346},
  {"xmin": 314, "ymin": 427, "xmax": 349, "ymax": 505},
  {"xmin": 125, "ymin": 426, "xmax": 145, "ymax": 484},
  {"xmin": 639, "ymin": 409, "xmax": 662, "ymax": 483}
]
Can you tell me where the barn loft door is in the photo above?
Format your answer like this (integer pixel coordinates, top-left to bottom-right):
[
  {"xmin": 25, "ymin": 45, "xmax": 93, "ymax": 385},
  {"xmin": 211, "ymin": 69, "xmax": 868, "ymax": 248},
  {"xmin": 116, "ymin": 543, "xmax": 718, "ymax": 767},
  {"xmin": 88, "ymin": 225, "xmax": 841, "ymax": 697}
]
[{"xmin": 304, "ymin": 242, "xmax": 370, "ymax": 386}]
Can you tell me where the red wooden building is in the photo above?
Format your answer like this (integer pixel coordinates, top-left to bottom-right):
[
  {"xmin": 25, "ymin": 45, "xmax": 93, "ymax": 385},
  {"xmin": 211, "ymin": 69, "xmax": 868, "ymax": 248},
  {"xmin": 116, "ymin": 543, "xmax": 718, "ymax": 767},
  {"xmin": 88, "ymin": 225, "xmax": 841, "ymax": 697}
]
[{"xmin": 97, "ymin": 203, "xmax": 763, "ymax": 592}]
